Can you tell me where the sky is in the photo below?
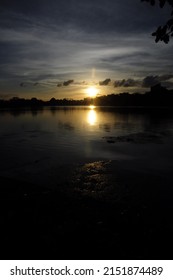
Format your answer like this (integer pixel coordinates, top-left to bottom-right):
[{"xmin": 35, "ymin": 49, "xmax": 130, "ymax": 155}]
[{"xmin": 0, "ymin": 0, "xmax": 173, "ymax": 100}]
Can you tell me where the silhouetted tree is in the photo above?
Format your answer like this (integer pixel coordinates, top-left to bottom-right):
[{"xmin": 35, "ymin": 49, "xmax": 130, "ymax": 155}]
[{"xmin": 141, "ymin": 0, "xmax": 173, "ymax": 43}]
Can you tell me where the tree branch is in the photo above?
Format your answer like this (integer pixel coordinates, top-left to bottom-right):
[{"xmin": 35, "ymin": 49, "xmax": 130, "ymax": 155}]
[{"xmin": 141, "ymin": 0, "xmax": 173, "ymax": 43}]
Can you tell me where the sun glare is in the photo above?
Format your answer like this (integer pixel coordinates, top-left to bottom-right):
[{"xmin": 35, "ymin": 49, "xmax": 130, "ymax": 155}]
[{"xmin": 86, "ymin": 86, "xmax": 98, "ymax": 98}]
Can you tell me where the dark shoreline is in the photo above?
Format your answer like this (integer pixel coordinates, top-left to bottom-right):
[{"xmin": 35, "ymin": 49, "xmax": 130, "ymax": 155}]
[{"xmin": 1, "ymin": 83, "xmax": 173, "ymax": 108}]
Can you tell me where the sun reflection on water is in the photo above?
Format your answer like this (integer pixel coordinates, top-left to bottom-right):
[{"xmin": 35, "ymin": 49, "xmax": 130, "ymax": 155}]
[
  {"xmin": 87, "ymin": 106, "xmax": 97, "ymax": 125},
  {"xmin": 89, "ymin": 105, "xmax": 95, "ymax": 110}
]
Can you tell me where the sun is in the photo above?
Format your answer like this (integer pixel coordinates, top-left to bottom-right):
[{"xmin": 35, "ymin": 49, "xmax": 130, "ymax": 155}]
[{"xmin": 86, "ymin": 86, "xmax": 98, "ymax": 98}]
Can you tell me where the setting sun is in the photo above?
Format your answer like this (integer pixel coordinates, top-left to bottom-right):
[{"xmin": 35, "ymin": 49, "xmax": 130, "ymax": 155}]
[{"xmin": 86, "ymin": 86, "xmax": 98, "ymax": 98}]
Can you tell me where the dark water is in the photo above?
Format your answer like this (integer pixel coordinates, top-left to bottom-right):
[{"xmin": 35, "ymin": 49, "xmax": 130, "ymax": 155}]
[{"xmin": 0, "ymin": 106, "xmax": 173, "ymax": 186}]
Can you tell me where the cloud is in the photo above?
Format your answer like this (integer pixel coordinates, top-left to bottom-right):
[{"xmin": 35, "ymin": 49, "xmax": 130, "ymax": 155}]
[
  {"xmin": 20, "ymin": 82, "xmax": 26, "ymax": 87},
  {"xmin": 113, "ymin": 75, "xmax": 173, "ymax": 89},
  {"xmin": 99, "ymin": 78, "xmax": 111, "ymax": 85},
  {"xmin": 142, "ymin": 75, "xmax": 173, "ymax": 87},
  {"xmin": 114, "ymin": 78, "xmax": 140, "ymax": 87},
  {"xmin": 63, "ymin": 80, "xmax": 74, "ymax": 86},
  {"xmin": 2, "ymin": 0, "xmax": 170, "ymax": 36},
  {"xmin": 57, "ymin": 83, "xmax": 62, "ymax": 87}
]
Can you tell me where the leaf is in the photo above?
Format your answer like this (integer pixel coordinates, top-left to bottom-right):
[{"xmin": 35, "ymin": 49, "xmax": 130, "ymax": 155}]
[
  {"xmin": 142, "ymin": 0, "xmax": 173, "ymax": 43},
  {"xmin": 162, "ymin": 25, "xmax": 167, "ymax": 34},
  {"xmin": 168, "ymin": 0, "xmax": 173, "ymax": 8},
  {"xmin": 163, "ymin": 34, "xmax": 170, "ymax": 43},
  {"xmin": 159, "ymin": 0, "xmax": 166, "ymax": 8},
  {"xmin": 141, "ymin": 0, "xmax": 155, "ymax": 5},
  {"xmin": 167, "ymin": 18, "xmax": 173, "ymax": 27},
  {"xmin": 155, "ymin": 34, "xmax": 161, "ymax": 42}
]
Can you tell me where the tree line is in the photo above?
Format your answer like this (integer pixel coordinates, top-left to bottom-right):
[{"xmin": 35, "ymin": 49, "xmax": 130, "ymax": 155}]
[{"xmin": 0, "ymin": 84, "xmax": 173, "ymax": 108}]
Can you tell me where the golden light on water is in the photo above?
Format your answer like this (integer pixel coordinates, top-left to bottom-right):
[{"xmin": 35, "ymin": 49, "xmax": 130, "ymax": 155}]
[
  {"xmin": 87, "ymin": 106, "xmax": 97, "ymax": 125},
  {"xmin": 86, "ymin": 86, "xmax": 98, "ymax": 98},
  {"xmin": 89, "ymin": 105, "xmax": 95, "ymax": 109}
]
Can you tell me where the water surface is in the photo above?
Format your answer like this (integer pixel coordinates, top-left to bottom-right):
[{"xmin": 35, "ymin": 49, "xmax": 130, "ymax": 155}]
[{"xmin": 0, "ymin": 106, "xmax": 173, "ymax": 186}]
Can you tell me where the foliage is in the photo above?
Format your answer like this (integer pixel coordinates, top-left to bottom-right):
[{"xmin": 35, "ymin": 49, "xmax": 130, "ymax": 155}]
[{"xmin": 141, "ymin": 0, "xmax": 173, "ymax": 43}]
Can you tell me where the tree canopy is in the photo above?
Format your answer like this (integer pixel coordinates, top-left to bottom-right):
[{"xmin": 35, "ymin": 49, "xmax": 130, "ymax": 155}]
[{"xmin": 141, "ymin": 0, "xmax": 173, "ymax": 43}]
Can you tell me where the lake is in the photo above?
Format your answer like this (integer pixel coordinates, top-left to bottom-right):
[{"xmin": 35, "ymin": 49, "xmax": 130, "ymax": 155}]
[
  {"xmin": 0, "ymin": 106, "xmax": 173, "ymax": 187},
  {"xmin": 1, "ymin": 105, "xmax": 173, "ymax": 259}
]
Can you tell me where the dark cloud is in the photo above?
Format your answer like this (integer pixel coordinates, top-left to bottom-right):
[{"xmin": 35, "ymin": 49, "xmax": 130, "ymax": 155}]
[
  {"xmin": 57, "ymin": 83, "xmax": 62, "ymax": 87},
  {"xmin": 20, "ymin": 82, "xmax": 26, "ymax": 87},
  {"xmin": 99, "ymin": 78, "xmax": 111, "ymax": 86},
  {"xmin": 142, "ymin": 75, "xmax": 173, "ymax": 87},
  {"xmin": 63, "ymin": 80, "xmax": 74, "ymax": 86},
  {"xmin": 113, "ymin": 75, "xmax": 173, "ymax": 89},
  {"xmin": 114, "ymin": 78, "xmax": 139, "ymax": 87}
]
